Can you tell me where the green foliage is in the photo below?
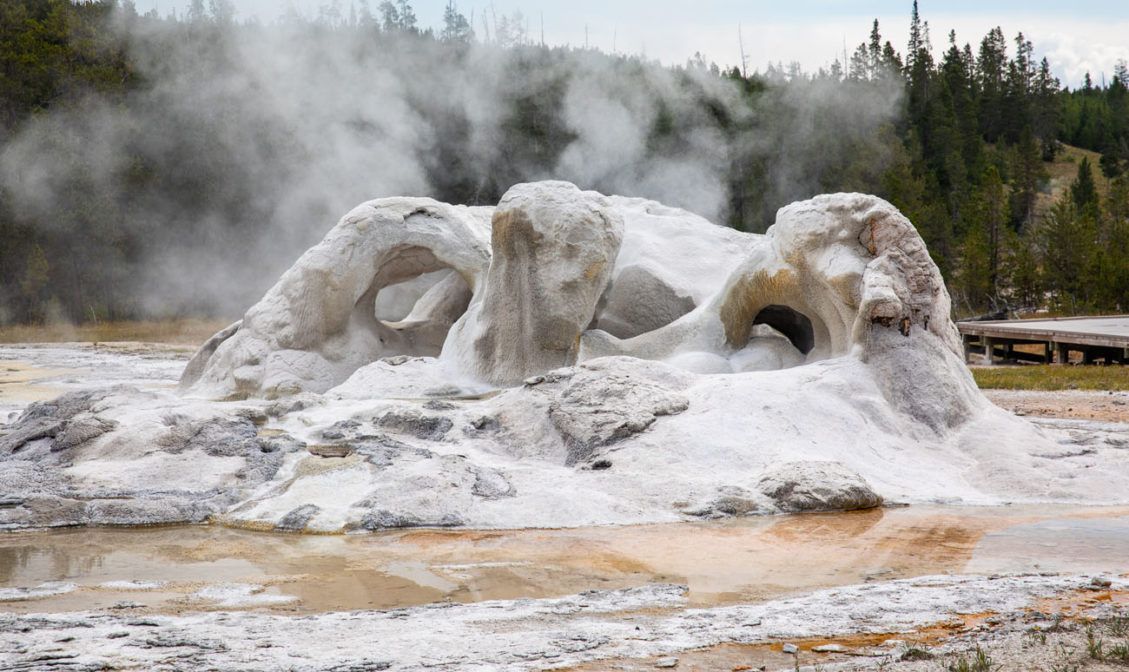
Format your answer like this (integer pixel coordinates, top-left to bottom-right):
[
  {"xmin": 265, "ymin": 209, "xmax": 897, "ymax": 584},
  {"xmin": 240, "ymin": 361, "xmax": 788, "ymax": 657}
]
[
  {"xmin": 440, "ymin": 1, "xmax": 472, "ymax": 43},
  {"xmin": 1040, "ymin": 199, "xmax": 1099, "ymax": 311},
  {"xmin": 1107, "ymin": 611, "xmax": 1129, "ymax": 638},
  {"xmin": 1071, "ymin": 157, "xmax": 1099, "ymax": 212},
  {"xmin": 1108, "ymin": 641, "xmax": 1129, "ymax": 662},
  {"xmin": 1088, "ymin": 626, "xmax": 1105, "ymax": 660},
  {"xmin": 946, "ymin": 645, "xmax": 997, "ymax": 672},
  {"xmin": 972, "ymin": 363, "xmax": 1129, "ymax": 392},
  {"xmin": 898, "ymin": 642, "xmax": 934, "ymax": 660}
]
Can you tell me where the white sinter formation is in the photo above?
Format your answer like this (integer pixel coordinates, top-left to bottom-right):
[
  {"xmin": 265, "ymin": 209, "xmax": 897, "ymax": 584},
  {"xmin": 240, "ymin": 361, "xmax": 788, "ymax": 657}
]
[{"xmin": 4, "ymin": 181, "xmax": 1129, "ymax": 532}]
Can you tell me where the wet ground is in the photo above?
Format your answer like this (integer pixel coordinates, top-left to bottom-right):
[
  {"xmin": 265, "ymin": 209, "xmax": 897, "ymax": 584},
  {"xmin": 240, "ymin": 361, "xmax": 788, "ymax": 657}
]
[
  {"xmin": 0, "ymin": 360, "xmax": 73, "ymax": 408},
  {"xmin": 3, "ymin": 344, "xmax": 1129, "ymax": 670},
  {"xmin": 3, "ymin": 505, "xmax": 1129, "ymax": 616},
  {"xmin": 0, "ymin": 344, "xmax": 186, "ymax": 419},
  {"xmin": 3, "ymin": 346, "xmax": 1129, "ymax": 619}
]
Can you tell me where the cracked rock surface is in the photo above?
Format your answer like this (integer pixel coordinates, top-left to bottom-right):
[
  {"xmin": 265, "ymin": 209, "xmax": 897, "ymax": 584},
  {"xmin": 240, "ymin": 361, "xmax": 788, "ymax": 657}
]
[{"xmin": 0, "ymin": 575, "xmax": 1118, "ymax": 671}]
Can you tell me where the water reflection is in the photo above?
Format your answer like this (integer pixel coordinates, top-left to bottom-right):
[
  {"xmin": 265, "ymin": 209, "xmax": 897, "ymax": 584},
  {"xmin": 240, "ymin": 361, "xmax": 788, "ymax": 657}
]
[
  {"xmin": 1, "ymin": 505, "xmax": 1127, "ymax": 615},
  {"xmin": 968, "ymin": 515, "xmax": 1129, "ymax": 574}
]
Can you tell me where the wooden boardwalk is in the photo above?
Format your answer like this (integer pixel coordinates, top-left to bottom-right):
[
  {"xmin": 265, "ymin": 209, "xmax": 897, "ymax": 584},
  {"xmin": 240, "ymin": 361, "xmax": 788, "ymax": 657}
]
[{"xmin": 958, "ymin": 315, "xmax": 1129, "ymax": 365}]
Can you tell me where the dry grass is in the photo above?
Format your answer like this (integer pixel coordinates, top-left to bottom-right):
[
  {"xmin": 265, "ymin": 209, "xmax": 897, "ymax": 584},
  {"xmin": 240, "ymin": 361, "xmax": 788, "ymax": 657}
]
[
  {"xmin": 0, "ymin": 319, "xmax": 230, "ymax": 345},
  {"xmin": 1035, "ymin": 144, "xmax": 1108, "ymax": 219},
  {"xmin": 972, "ymin": 364, "xmax": 1129, "ymax": 391}
]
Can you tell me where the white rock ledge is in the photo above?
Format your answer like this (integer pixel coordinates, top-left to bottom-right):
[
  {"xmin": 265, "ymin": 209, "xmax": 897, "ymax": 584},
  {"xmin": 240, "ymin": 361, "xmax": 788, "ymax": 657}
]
[{"xmin": 0, "ymin": 575, "xmax": 1121, "ymax": 671}]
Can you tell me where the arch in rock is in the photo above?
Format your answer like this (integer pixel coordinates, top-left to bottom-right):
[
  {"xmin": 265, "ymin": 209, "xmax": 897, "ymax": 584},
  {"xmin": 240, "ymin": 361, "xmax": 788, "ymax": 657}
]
[
  {"xmin": 752, "ymin": 305, "xmax": 814, "ymax": 355},
  {"xmin": 180, "ymin": 199, "xmax": 492, "ymax": 398}
]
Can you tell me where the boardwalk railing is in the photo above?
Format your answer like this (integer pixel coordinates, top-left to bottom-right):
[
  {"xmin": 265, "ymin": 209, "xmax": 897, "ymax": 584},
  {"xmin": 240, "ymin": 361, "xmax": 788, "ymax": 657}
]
[{"xmin": 957, "ymin": 315, "xmax": 1129, "ymax": 365}]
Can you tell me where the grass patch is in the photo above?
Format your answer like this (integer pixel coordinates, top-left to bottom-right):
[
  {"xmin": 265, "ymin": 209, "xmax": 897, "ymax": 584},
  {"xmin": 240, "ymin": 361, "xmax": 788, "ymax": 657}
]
[
  {"xmin": 898, "ymin": 643, "xmax": 934, "ymax": 661},
  {"xmin": 947, "ymin": 645, "xmax": 997, "ymax": 672},
  {"xmin": 1035, "ymin": 144, "xmax": 1109, "ymax": 220},
  {"xmin": 0, "ymin": 319, "xmax": 229, "ymax": 345},
  {"xmin": 971, "ymin": 365, "xmax": 1129, "ymax": 391}
]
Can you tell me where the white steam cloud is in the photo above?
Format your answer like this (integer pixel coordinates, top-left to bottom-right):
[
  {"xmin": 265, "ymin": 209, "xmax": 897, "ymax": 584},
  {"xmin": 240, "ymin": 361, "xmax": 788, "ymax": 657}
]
[{"xmin": 0, "ymin": 12, "xmax": 902, "ymax": 319}]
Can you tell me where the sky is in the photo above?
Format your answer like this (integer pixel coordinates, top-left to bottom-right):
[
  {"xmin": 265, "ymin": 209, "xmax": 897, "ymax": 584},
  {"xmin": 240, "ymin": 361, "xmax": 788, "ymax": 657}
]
[{"xmin": 139, "ymin": 1, "xmax": 1129, "ymax": 87}]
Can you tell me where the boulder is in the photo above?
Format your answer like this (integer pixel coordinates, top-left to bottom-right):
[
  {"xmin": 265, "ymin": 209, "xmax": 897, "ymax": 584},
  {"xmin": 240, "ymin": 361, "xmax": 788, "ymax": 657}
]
[{"xmin": 757, "ymin": 461, "xmax": 883, "ymax": 513}]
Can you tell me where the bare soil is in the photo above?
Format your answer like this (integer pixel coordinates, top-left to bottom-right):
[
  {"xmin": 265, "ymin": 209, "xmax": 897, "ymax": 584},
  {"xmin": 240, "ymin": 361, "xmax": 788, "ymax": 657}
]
[
  {"xmin": 0, "ymin": 319, "xmax": 227, "ymax": 345},
  {"xmin": 985, "ymin": 388, "xmax": 1129, "ymax": 423}
]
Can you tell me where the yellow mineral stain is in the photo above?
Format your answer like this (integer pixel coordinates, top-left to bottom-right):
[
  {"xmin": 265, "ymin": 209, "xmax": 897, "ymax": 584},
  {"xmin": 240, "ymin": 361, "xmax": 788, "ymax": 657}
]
[{"xmin": 0, "ymin": 360, "xmax": 76, "ymax": 404}]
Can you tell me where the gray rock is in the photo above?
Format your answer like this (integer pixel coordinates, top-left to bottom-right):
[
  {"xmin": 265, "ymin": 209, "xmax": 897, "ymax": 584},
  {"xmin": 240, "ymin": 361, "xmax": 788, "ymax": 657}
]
[
  {"xmin": 266, "ymin": 399, "xmax": 307, "ymax": 417},
  {"xmin": 471, "ymin": 466, "xmax": 515, "ymax": 499},
  {"xmin": 0, "ymin": 417, "xmax": 62, "ymax": 456},
  {"xmin": 320, "ymin": 419, "xmax": 361, "ymax": 441},
  {"xmin": 466, "ymin": 415, "xmax": 501, "ymax": 433},
  {"xmin": 17, "ymin": 387, "xmax": 118, "ymax": 423},
  {"xmin": 597, "ymin": 264, "xmax": 696, "ymax": 339},
  {"xmin": 357, "ymin": 510, "xmax": 464, "ymax": 530},
  {"xmin": 1, "ymin": 389, "xmax": 309, "ymax": 530},
  {"xmin": 84, "ymin": 497, "xmax": 218, "ymax": 526},
  {"xmin": 52, "ymin": 415, "xmax": 116, "ymax": 452},
  {"xmin": 544, "ymin": 362, "xmax": 689, "ymax": 465},
  {"xmin": 156, "ymin": 415, "xmax": 257, "ymax": 456},
  {"xmin": 275, "ymin": 504, "xmax": 321, "ymax": 531},
  {"xmin": 377, "ymin": 411, "xmax": 452, "ymax": 441},
  {"xmin": 758, "ymin": 461, "xmax": 883, "ymax": 513},
  {"xmin": 233, "ymin": 407, "xmax": 269, "ymax": 426},
  {"xmin": 325, "ymin": 661, "xmax": 392, "ymax": 672},
  {"xmin": 308, "ymin": 444, "xmax": 353, "ymax": 458},
  {"xmin": 681, "ymin": 487, "xmax": 761, "ymax": 518},
  {"xmin": 1, "ymin": 388, "xmax": 132, "ymax": 457}
]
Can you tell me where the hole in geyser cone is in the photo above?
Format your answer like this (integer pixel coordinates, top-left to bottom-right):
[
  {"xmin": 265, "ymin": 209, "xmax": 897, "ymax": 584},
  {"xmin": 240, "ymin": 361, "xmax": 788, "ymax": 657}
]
[
  {"xmin": 752, "ymin": 305, "xmax": 815, "ymax": 355},
  {"xmin": 375, "ymin": 269, "xmax": 455, "ymax": 322},
  {"xmin": 364, "ymin": 267, "xmax": 472, "ymax": 358}
]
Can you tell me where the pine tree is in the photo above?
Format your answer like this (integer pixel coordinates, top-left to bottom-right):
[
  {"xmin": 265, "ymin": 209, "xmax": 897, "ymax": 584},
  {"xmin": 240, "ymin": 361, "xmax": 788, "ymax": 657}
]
[
  {"xmin": 980, "ymin": 165, "xmax": 1008, "ymax": 297},
  {"xmin": 867, "ymin": 19, "xmax": 881, "ymax": 80},
  {"xmin": 440, "ymin": 1, "xmax": 472, "ymax": 43},
  {"xmin": 849, "ymin": 43, "xmax": 869, "ymax": 81},
  {"xmin": 1040, "ymin": 197, "xmax": 1099, "ymax": 312},
  {"xmin": 395, "ymin": 0, "xmax": 416, "ymax": 32},
  {"xmin": 1096, "ymin": 175, "xmax": 1129, "ymax": 310},
  {"xmin": 1005, "ymin": 229, "xmax": 1042, "ymax": 311},
  {"xmin": 377, "ymin": 1, "xmax": 399, "ymax": 31},
  {"xmin": 1071, "ymin": 157, "xmax": 1099, "ymax": 214},
  {"xmin": 976, "ymin": 27, "xmax": 1007, "ymax": 141},
  {"xmin": 1009, "ymin": 129, "xmax": 1044, "ymax": 231},
  {"xmin": 1032, "ymin": 57, "xmax": 1060, "ymax": 159},
  {"xmin": 187, "ymin": 0, "xmax": 207, "ymax": 23},
  {"xmin": 907, "ymin": 0, "xmax": 922, "ymax": 71},
  {"xmin": 208, "ymin": 0, "xmax": 234, "ymax": 24}
]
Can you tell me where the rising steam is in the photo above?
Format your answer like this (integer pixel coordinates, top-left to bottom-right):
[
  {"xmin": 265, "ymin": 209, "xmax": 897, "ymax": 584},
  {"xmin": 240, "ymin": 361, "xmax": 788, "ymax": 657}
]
[{"xmin": 0, "ymin": 11, "xmax": 902, "ymax": 319}]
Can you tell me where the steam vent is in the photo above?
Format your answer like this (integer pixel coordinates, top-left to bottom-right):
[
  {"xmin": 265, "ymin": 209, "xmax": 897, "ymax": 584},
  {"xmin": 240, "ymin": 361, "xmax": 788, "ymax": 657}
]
[{"xmin": 3, "ymin": 182, "xmax": 1128, "ymax": 533}]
